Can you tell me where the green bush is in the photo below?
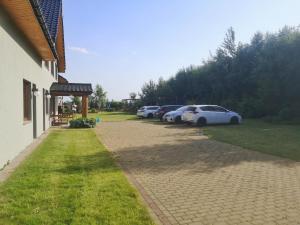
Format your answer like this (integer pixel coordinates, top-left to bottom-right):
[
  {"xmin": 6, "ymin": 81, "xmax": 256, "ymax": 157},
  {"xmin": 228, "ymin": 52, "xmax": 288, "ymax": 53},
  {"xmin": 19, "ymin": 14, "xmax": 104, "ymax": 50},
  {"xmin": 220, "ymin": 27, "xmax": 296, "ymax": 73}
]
[
  {"xmin": 89, "ymin": 108, "xmax": 97, "ymax": 113},
  {"xmin": 69, "ymin": 118, "xmax": 96, "ymax": 128}
]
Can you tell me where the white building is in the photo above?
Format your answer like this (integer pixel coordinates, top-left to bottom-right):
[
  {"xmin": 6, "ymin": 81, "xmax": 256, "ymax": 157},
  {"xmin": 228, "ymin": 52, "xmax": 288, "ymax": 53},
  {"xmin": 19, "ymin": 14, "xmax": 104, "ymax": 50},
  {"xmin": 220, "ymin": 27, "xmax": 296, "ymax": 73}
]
[{"xmin": 0, "ymin": 0, "xmax": 66, "ymax": 168}]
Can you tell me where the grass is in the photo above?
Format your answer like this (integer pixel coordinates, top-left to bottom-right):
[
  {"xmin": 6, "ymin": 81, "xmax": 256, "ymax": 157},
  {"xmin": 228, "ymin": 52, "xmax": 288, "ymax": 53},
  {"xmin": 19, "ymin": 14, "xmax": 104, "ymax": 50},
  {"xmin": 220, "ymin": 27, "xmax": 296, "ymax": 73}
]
[
  {"xmin": 203, "ymin": 119, "xmax": 300, "ymax": 161},
  {"xmin": 0, "ymin": 129, "xmax": 154, "ymax": 225},
  {"xmin": 76, "ymin": 111, "xmax": 137, "ymax": 122}
]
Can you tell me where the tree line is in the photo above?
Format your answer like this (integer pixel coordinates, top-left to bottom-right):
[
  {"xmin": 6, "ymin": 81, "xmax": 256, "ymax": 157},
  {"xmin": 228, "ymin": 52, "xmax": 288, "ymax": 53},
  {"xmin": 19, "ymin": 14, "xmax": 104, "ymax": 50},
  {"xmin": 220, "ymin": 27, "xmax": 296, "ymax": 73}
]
[{"xmin": 139, "ymin": 26, "xmax": 300, "ymax": 120}]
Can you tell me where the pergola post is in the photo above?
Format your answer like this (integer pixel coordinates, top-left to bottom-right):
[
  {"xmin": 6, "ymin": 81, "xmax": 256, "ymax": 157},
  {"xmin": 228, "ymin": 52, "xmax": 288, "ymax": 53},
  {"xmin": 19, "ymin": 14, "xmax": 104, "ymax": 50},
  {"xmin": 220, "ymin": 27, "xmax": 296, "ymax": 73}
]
[{"xmin": 82, "ymin": 95, "xmax": 88, "ymax": 118}]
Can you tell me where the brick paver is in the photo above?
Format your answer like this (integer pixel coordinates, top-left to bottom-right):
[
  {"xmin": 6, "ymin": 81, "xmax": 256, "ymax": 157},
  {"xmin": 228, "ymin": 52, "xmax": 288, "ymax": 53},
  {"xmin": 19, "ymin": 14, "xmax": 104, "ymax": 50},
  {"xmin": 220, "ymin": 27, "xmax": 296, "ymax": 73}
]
[{"xmin": 96, "ymin": 120, "xmax": 300, "ymax": 225}]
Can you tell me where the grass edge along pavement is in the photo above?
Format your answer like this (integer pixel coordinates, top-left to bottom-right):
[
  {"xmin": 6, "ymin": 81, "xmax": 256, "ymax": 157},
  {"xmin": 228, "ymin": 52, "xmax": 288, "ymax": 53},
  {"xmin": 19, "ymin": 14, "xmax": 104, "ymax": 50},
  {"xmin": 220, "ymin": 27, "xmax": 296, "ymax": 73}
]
[
  {"xmin": 0, "ymin": 128, "xmax": 154, "ymax": 225},
  {"xmin": 204, "ymin": 119, "xmax": 300, "ymax": 161}
]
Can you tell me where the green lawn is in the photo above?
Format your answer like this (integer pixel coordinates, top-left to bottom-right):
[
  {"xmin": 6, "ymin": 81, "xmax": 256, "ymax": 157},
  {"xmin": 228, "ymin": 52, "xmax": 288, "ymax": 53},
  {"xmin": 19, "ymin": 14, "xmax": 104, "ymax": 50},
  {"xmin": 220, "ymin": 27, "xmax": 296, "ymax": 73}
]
[
  {"xmin": 203, "ymin": 119, "xmax": 300, "ymax": 161},
  {"xmin": 76, "ymin": 111, "xmax": 137, "ymax": 122},
  {"xmin": 0, "ymin": 129, "xmax": 154, "ymax": 225}
]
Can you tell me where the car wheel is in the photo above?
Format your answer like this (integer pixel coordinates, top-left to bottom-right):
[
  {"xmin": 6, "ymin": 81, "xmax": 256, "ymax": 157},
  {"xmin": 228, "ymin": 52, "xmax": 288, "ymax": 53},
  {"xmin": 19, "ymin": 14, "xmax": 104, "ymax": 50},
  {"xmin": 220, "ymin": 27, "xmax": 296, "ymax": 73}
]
[
  {"xmin": 147, "ymin": 113, "xmax": 153, "ymax": 119},
  {"xmin": 230, "ymin": 116, "xmax": 239, "ymax": 125},
  {"xmin": 197, "ymin": 117, "xmax": 207, "ymax": 126},
  {"xmin": 175, "ymin": 116, "xmax": 181, "ymax": 123}
]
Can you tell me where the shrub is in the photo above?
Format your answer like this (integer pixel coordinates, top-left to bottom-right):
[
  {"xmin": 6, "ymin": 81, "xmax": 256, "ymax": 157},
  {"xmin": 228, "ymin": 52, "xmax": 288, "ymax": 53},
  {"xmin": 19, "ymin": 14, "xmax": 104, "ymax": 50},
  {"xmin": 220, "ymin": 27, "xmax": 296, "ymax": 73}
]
[
  {"xmin": 69, "ymin": 118, "xmax": 96, "ymax": 128},
  {"xmin": 89, "ymin": 108, "xmax": 97, "ymax": 113}
]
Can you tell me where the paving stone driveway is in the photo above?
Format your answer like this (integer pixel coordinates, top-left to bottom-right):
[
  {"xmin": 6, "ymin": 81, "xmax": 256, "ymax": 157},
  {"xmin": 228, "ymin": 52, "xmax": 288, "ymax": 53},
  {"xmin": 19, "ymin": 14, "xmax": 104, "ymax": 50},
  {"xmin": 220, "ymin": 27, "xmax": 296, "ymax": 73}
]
[{"xmin": 96, "ymin": 120, "xmax": 300, "ymax": 225}]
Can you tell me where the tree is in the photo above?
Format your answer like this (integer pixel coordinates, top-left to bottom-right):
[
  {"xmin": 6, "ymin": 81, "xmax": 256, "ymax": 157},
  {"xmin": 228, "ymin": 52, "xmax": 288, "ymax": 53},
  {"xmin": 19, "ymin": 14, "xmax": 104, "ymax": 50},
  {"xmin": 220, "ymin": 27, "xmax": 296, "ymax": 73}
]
[
  {"xmin": 139, "ymin": 80, "xmax": 157, "ymax": 105},
  {"xmin": 71, "ymin": 96, "xmax": 81, "ymax": 113},
  {"xmin": 129, "ymin": 92, "xmax": 137, "ymax": 100},
  {"xmin": 137, "ymin": 26, "xmax": 300, "ymax": 120},
  {"xmin": 90, "ymin": 84, "xmax": 107, "ymax": 111},
  {"xmin": 222, "ymin": 27, "xmax": 237, "ymax": 57}
]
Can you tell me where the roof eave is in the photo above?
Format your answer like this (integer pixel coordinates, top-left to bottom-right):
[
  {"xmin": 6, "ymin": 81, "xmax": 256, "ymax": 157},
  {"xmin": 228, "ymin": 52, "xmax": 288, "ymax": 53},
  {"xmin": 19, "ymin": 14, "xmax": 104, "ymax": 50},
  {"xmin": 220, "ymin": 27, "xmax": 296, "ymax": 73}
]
[
  {"xmin": 56, "ymin": 14, "xmax": 66, "ymax": 72},
  {"xmin": 1, "ymin": 0, "xmax": 55, "ymax": 60}
]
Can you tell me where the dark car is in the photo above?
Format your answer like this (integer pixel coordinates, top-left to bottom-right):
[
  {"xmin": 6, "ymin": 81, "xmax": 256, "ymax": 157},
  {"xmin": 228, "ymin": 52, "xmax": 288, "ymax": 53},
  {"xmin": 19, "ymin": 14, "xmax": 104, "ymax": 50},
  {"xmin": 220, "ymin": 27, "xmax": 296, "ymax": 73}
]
[{"xmin": 155, "ymin": 105, "xmax": 183, "ymax": 121}]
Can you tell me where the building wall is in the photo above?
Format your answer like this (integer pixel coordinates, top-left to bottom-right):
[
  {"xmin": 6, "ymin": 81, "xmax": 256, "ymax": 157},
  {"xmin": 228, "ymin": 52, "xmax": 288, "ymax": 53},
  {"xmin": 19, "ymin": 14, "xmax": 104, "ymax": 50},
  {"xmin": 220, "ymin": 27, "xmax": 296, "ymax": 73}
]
[{"xmin": 0, "ymin": 8, "xmax": 58, "ymax": 168}]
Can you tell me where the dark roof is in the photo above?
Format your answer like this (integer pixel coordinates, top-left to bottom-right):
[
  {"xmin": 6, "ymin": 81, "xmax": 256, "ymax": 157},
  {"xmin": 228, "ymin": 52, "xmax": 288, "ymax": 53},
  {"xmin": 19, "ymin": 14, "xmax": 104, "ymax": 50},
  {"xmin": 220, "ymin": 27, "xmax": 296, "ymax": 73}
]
[
  {"xmin": 36, "ymin": 0, "xmax": 62, "ymax": 42},
  {"xmin": 58, "ymin": 74, "xmax": 68, "ymax": 84},
  {"xmin": 29, "ymin": 0, "xmax": 62, "ymax": 59},
  {"xmin": 50, "ymin": 83, "xmax": 93, "ymax": 96}
]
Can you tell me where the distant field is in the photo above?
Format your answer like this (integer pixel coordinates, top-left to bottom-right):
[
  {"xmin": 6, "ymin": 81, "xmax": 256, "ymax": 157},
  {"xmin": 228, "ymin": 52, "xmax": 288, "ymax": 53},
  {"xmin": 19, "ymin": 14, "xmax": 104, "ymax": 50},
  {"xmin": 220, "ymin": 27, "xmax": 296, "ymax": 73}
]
[{"xmin": 203, "ymin": 119, "xmax": 300, "ymax": 161}]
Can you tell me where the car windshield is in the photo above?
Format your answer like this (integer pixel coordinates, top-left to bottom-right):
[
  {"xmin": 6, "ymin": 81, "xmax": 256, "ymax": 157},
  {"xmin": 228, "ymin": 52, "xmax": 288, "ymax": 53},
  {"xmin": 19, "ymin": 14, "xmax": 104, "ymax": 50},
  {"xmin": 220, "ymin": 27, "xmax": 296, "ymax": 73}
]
[{"xmin": 176, "ymin": 106, "xmax": 188, "ymax": 112}]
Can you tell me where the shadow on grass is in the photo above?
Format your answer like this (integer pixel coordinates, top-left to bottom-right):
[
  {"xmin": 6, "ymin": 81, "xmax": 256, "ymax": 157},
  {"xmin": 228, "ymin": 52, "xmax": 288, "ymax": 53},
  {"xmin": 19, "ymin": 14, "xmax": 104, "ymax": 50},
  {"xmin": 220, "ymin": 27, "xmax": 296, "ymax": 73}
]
[{"xmin": 55, "ymin": 151, "xmax": 119, "ymax": 174}]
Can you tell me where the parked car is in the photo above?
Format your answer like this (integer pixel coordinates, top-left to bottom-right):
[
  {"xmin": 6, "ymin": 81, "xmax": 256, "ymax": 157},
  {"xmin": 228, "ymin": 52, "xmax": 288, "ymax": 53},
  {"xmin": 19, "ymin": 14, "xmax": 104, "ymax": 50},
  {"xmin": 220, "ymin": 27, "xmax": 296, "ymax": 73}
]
[
  {"xmin": 181, "ymin": 105, "xmax": 242, "ymax": 126},
  {"xmin": 162, "ymin": 105, "xmax": 191, "ymax": 123},
  {"xmin": 137, "ymin": 106, "xmax": 160, "ymax": 118},
  {"xmin": 155, "ymin": 105, "xmax": 183, "ymax": 121}
]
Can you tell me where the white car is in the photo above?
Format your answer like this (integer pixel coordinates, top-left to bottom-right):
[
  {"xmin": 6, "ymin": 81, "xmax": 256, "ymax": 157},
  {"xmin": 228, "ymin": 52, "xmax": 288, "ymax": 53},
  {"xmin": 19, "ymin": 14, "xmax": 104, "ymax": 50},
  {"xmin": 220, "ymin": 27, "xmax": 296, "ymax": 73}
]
[
  {"xmin": 137, "ymin": 106, "xmax": 160, "ymax": 118},
  {"xmin": 163, "ymin": 105, "xmax": 191, "ymax": 123},
  {"xmin": 181, "ymin": 105, "xmax": 242, "ymax": 126}
]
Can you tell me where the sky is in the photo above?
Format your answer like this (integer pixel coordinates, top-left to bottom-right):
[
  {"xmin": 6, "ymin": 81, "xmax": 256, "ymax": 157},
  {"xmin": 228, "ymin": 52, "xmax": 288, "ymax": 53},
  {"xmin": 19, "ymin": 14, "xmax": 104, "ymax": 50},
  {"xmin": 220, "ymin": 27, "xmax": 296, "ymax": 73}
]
[{"xmin": 63, "ymin": 0, "xmax": 300, "ymax": 100}]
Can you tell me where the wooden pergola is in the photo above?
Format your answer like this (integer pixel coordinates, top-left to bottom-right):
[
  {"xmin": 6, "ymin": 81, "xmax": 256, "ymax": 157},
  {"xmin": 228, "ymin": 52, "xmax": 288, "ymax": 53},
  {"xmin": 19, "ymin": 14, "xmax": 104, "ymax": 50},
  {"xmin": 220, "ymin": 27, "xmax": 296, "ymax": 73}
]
[{"xmin": 50, "ymin": 82, "xmax": 93, "ymax": 118}]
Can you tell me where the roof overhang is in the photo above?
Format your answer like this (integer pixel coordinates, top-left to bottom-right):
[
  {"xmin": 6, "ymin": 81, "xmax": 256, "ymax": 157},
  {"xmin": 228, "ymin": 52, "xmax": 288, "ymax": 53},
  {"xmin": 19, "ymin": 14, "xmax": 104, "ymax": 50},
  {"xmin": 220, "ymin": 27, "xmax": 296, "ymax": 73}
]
[
  {"xmin": 50, "ymin": 83, "xmax": 93, "ymax": 96},
  {"xmin": 1, "ymin": 0, "xmax": 55, "ymax": 61},
  {"xmin": 56, "ymin": 15, "xmax": 66, "ymax": 72}
]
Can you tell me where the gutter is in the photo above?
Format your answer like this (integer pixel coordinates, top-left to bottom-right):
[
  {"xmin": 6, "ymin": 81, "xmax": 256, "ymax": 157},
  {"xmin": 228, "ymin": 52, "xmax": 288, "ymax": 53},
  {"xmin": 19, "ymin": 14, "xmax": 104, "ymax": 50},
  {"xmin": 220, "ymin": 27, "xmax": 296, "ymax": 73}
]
[{"xmin": 28, "ymin": 0, "xmax": 59, "ymax": 60}]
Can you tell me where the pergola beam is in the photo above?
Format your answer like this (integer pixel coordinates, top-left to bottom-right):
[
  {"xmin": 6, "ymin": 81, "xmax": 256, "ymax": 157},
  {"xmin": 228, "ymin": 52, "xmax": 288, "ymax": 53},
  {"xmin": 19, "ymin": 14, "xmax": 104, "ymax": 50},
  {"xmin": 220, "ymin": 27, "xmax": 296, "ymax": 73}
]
[{"xmin": 50, "ymin": 82, "xmax": 93, "ymax": 118}]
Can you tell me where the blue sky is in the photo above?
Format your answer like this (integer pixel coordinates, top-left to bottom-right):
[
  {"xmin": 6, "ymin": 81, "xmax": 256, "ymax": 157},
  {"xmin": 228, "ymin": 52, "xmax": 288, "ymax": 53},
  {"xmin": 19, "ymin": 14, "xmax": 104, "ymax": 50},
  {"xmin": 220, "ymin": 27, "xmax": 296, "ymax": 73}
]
[{"xmin": 63, "ymin": 0, "xmax": 300, "ymax": 100}]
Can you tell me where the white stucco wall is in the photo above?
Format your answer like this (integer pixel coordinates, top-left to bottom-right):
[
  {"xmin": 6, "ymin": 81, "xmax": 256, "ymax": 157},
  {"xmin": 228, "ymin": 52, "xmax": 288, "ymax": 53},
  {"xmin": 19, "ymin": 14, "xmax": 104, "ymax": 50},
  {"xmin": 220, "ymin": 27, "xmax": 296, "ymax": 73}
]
[{"xmin": 0, "ymin": 9, "xmax": 58, "ymax": 168}]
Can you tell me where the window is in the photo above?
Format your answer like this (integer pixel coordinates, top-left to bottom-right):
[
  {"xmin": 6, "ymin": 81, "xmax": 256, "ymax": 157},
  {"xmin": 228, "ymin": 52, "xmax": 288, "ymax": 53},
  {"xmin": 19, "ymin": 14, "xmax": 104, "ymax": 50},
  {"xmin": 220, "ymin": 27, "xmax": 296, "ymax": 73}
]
[
  {"xmin": 187, "ymin": 106, "xmax": 196, "ymax": 112},
  {"xmin": 23, "ymin": 79, "xmax": 31, "ymax": 121},
  {"xmin": 45, "ymin": 90, "xmax": 49, "ymax": 114},
  {"xmin": 176, "ymin": 106, "xmax": 188, "ymax": 112},
  {"xmin": 44, "ymin": 61, "xmax": 49, "ymax": 71},
  {"xmin": 200, "ymin": 106, "xmax": 211, "ymax": 111},
  {"xmin": 55, "ymin": 66, "xmax": 58, "ymax": 80},
  {"xmin": 50, "ymin": 97, "xmax": 55, "ymax": 115},
  {"xmin": 51, "ymin": 61, "xmax": 55, "ymax": 76},
  {"xmin": 148, "ymin": 107, "xmax": 159, "ymax": 110},
  {"xmin": 213, "ymin": 106, "xmax": 228, "ymax": 112}
]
